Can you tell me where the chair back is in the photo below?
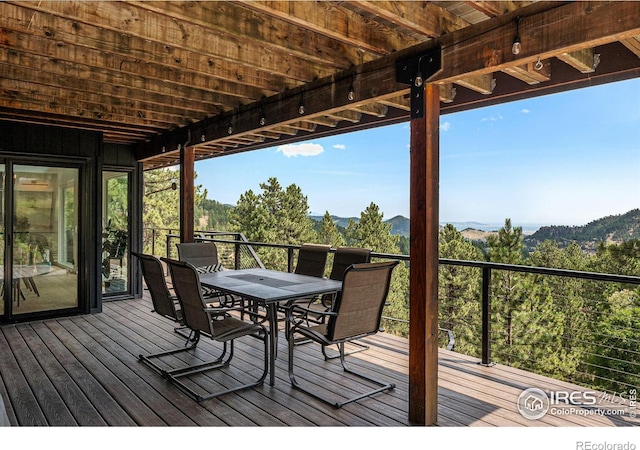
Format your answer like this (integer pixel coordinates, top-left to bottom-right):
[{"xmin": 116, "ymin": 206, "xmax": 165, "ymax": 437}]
[
  {"xmin": 132, "ymin": 252, "xmax": 180, "ymax": 321},
  {"xmin": 329, "ymin": 247, "xmax": 371, "ymax": 281},
  {"xmin": 327, "ymin": 261, "xmax": 398, "ymax": 341},
  {"xmin": 162, "ymin": 258, "xmax": 212, "ymax": 334},
  {"xmin": 294, "ymin": 243, "xmax": 330, "ymax": 277},
  {"xmin": 176, "ymin": 242, "xmax": 221, "ymax": 272}
]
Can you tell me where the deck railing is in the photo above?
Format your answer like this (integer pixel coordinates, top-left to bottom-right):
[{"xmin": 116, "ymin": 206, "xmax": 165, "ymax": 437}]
[{"xmin": 144, "ymin": 229, "xmax": 640, "ymax": 394}]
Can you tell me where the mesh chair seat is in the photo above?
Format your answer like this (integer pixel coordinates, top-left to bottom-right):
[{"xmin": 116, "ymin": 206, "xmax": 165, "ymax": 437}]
[
  {"xmin": 132, "ymin": 252, "xmax": 187, "ymax": 339},
  {"xmin": 287, "ymin": 260, "xmax": 398, "ymax": 408},
  {"xmin": 152, "ymin": 258, "xmax": 268, "ymax": 402}
]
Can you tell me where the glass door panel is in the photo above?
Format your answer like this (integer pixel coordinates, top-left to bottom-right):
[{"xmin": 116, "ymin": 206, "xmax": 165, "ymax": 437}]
[
  {"xmin": 102, "ymin": 171, "xmax": 130, "ymax": 295},
  {"xmin": 12, "ymin": 165, "xmax": 79, "ymax": 315}
]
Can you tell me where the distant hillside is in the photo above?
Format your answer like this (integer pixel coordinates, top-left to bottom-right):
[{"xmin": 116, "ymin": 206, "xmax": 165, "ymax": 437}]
[
  {"xmin": 386, "ymin": 215, "xmax": 410, "ymax": 236},
  {"xmin": 524, "ymin": 209, "xmax": 640, "ymax": 252},
  {"xmin": 309, "ymin": 214, "xmax": 411, "ymax": 236},
  {"xmin": 308, "ymin": 214, "xmax": 358, "ymax": 229}
]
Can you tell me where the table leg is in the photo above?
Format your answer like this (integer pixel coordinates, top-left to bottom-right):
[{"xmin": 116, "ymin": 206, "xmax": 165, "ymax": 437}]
[{"xmin": 267, "ymin": 303, "xmax": 278, "ymax": 386}]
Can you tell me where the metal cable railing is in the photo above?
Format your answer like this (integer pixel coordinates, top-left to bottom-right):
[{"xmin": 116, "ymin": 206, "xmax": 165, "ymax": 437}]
[{"xmin": 143, "ymin": 229, "xmax": 640, "ymax": 393}]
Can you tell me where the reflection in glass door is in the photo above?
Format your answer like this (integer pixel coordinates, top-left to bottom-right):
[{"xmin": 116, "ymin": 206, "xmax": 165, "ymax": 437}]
[
  {"xmin": 102, "ymin": 171, "xmax": 130, "ymax": 296},
  {"xmin": 12, "ymin": 165, "xmax": 79, "ymax": 315}
]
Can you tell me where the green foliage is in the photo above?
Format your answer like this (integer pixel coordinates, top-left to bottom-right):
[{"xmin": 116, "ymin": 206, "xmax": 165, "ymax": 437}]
[
  {"xmin": 228, "ymin": 177, "xmax": 317, "ymax": 271},
  {"xmin": 142, "ymin": 168, "xmax": 207, "ymax": 256},
  {"xmin": 140, "ymin": 175, "xmax": 640, "ymax": 394}
]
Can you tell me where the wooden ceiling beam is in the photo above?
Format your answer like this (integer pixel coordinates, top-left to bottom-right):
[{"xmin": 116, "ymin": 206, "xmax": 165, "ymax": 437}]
[
  {"xmin": 502, "ymin": 59, "xmax": 552, "ymax": 84},
  {"xmin": 464, "ymin": 1, "xmax": 528, "ymax": 17},
  {"xmin": 621, "ymin": 36, "xmax": 640, "ymax": 58},
  {"xmin": 439, "ymin": 84, "xmax": 457, "ymax": 103},
  {"xmin": 343, "ymin": 1, "xmax": 470, "ymax": 38},
  {"xmin": 455, "ymin": 74, "xmax": 496, "ymax": 94},
  {"xmin": 138, "ymin": 1, "xmax": 640, "ymax": 159},
  {"xmin": 557, "ymin": 48, "xmax": 600, "ymax": 74},
  {"xmin": 431, "ymin": 1, "xmax": 640, "ymax": 84}
]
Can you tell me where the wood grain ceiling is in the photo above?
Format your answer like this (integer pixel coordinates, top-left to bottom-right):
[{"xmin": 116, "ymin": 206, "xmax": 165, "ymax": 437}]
[{"xmin": 1, "ymin": 1, "xmax": 639, "ymax": 169}]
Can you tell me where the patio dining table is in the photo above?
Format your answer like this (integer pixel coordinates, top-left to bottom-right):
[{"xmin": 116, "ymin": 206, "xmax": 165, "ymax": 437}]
[{"xmin": 198, "ymin": 268, "xmax": 342, "ymax": 386}]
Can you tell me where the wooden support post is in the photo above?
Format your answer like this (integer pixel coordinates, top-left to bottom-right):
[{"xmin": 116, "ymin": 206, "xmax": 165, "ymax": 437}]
[
  {"xmin": 409, "ymin": 83, "xmax": 440, "ymax": 425},
  {"xmin": 180, "ymin": 145, "xmax": 195, "ymax": 243}
]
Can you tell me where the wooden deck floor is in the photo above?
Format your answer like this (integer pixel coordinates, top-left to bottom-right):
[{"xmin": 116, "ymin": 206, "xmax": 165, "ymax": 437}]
[{"xmin": 0, "ymin": 295, "xmax": 638, "ymax": 427}]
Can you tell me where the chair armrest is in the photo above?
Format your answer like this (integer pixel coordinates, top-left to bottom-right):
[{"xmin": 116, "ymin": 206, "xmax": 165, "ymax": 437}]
[{"xmin": 287, "ymin": 304, "xmax": 337, "ymax": 320}]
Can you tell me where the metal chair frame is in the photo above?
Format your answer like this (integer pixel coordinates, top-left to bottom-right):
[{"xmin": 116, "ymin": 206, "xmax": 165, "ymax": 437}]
[
  {"xmin": 158, "ymin": 258, "xmax": 268, "ymax": 402},
  {"xmin": 286, "ymin": 261, "xmax": 398, "ymax": 408}
]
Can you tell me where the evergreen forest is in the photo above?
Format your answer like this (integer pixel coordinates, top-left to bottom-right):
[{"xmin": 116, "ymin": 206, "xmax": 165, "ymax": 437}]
[{"xmin": 142, "ymin": 169, "xmax": 640, "ymax": 395}]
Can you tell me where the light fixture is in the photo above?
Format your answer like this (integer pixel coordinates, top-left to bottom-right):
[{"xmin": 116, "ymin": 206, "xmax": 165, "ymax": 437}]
[
  {"xmin": 298, "ymin": 90, "xmax": 305, "ymax": 115},
  {"xmin": 259, "ymin": 108, "xmax": 266, "ymax": 126},
  {"xmin": 348, "ymin": 74, "xmax": 355, "ymax": 101},
  {"xmin": 227, "ymin": 123, "xmax": 233, "ymax": 134},
  {"xmin": 512, "ymin": 16, "xmax": 522, "ymax": 55}
]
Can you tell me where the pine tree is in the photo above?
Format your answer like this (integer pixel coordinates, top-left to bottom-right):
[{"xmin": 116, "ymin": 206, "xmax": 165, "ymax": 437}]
[
  {"xmin": 318, "ymin": 211, "xmax": 345, "ymax": 248},
  {"xmin": 438, "ymin": 224, "xmax": 483, "ymax": 355},
  {"xmin": 486, "ymin": 218, "xmax": 526, "ymax": 365},
  {"xmin": 228, "ymin": 177, "xmax": 318, "ymax": 270}
]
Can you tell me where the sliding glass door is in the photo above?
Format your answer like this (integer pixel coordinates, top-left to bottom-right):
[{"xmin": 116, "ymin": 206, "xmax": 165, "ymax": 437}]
[{"xmin": 4, "ymin": 164, "xmax": 79, "ymax": 316}]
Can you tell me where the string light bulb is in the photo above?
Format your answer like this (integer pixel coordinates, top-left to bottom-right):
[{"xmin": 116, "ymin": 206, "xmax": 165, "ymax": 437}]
[
  {"xmin": 512, "ymin": 16, "xmax": 522, "ymax": 55},
  {"xmin": 348, "ymin": 85, "xmax": 355, "ymax": 101}
]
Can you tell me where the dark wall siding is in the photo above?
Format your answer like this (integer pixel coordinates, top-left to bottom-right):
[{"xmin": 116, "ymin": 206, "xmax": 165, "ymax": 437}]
[{"xmin": 0, "ymin": 121, "xmax": 141, "ymax": 318}]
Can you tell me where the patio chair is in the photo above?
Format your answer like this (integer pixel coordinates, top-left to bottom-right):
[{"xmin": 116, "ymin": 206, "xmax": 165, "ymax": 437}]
[
  {"xmin": 292, "ymin": 246, "xmax": 372, "ymax": 353},
  {"xmin": 280, "ymin": 243, "xmax": 331, "ymax": 335},
  {"xmin": 159, "ymin": 258, "xmax": 268, "ymax": 402},
  {"xmin": 286, "ymin": 260, "xmax": 399, "ymax": 408},
  {"xmin": 176, "ymin": 242, "xmax": 222, "ymax": 274},
  {"xmin": 294, "ymin": 243, "xmax": 331, "ymax": 277},
  {"xmin": 132, "ymin": 251, "xmax": 191, "ymax": 348},
  {"xmin": 177, "ymin": 242, "xmax": 240, "ymax": 306}
]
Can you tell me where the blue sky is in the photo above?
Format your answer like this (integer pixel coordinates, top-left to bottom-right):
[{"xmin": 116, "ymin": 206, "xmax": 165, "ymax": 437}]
[{"xmin": 196, "ymin": 77, "xmax": 640, "ymax": 228}]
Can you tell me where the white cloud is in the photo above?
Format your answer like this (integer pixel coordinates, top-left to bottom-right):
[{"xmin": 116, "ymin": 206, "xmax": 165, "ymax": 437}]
[
  {"xmin": 521, "ymin": 108, "xmax": 531, "ymax": 114},
  {"xmin": 333, "ymin": 144, "xmax": 346, "ymax": 150},
  {"xmin": 276, "ymin": 143, "xmax": 324, "ymax": 157},
  {"xmin": 481, "ymin": 114, "xmax": 503, "ymax": 122},
  {"xmin": 441, "ymin": 121, "xmax": 451, "ymax": 131}
]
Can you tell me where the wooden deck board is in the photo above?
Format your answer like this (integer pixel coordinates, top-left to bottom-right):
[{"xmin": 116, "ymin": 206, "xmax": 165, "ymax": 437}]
[{"xmin": 0, "ymin": 295, "xmax": 638, "ymax": 427}]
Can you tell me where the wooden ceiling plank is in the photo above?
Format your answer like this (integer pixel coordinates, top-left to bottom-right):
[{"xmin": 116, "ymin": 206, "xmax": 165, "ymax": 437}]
[
  {"xmin": 343, "ymin": 0, "xmax": 470, "ymax": 38},
  {"xmin": 0, "ymin": 28, "xmax": 259, "ymax": 111},
  {"xmin": 0, "ymin": 2, "xmax": 282, "ymax": 97},
  {"xmin": 130, "ymin": 1, "xmax": 373, "ymax": 68},
  {"xmin": 237, "ymin": 0, "xmax": 419, "ymax": 55},
  {"xmin": 11, "ymin": 1, "xmax": 342, "ymax": 83},
  {"xmin": 0, "ymin": 59, "xmax": 214, "ymax": 117}
]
